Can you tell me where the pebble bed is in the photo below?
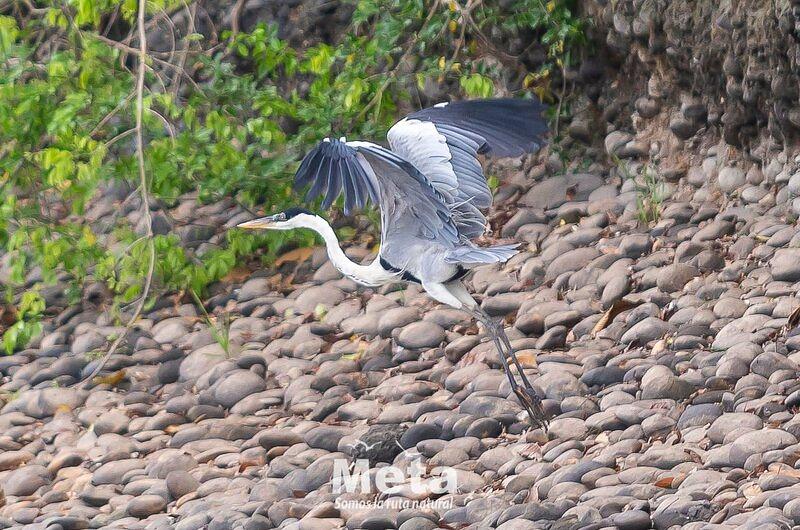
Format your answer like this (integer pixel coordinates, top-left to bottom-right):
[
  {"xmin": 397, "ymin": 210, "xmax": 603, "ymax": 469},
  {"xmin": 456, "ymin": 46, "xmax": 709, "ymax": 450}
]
[{"xmin": 3, "ymin": 141, "xmax": 800, "ymax": 530}]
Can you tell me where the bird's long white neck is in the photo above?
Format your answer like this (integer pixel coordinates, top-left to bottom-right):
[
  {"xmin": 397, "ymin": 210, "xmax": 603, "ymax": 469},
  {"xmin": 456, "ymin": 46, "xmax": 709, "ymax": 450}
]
[{"xmin": 300, "ymin": 215, "xmax": 395, "ymax": 286}]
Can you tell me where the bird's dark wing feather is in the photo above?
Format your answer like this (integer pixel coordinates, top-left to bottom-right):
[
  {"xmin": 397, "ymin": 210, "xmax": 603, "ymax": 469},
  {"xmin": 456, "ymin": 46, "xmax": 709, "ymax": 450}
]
[
  {"xmin": 294, "ymin": 139, "xmax": 460, "ymax": 263},
  {"xmin": 388, "ymin": 98, "xmax": 548, "ymax": 239},
  {"xmin": 406, "ymin": 98, "xmax": 549, "ymax": 157},
  {"xmin": 294, "ymin": 139, "xmax": 378, "ymax": 211}
]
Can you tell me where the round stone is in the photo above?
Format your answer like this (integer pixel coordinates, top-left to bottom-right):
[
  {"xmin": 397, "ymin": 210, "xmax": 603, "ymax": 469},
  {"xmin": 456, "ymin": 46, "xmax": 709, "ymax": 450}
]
[
  {"xmin": 397, "ymin": 321, "xmax": 446, "ymax": 349},
  {"xmin": 127, "ymin": 495, "xmax": 167, "ymax": 518},
  {"xmin": 213, "ymin": 370, "xmax": 266, "ymax": 408}
]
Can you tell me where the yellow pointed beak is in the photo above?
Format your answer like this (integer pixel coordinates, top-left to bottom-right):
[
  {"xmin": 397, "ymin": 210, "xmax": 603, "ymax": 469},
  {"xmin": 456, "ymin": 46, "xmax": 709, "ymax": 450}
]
[{"xmin": 237, "ymin": 216, "xmax": 278, "ymax": 230}]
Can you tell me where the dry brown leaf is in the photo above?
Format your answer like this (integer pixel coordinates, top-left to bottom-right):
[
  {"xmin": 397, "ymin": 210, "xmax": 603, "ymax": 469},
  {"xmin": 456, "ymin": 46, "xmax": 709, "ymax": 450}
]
[
  {"xmin": 175, "ymin": 491, "xmax": 198, "ymax": 509},
  {"xmin": 0, "ymin": 304, "xmax": 17, "ymax": 334},
  {"xmin": 592, "ymin": 299, "xmax": 639, "ymax": 337},
  {"xmin": 600, "ymin": 245, "xmax": 621, "ymax": 255},
  {"xmin": 274, "ymin": 247, "xmax": 315, "ymax": 267},
  {"xmin": 785, "ymin": 452, "xmax": 800, "ymax": 467},
  {"xmin": 514, "ymin": 351, "xmax": 539, "ymax": 367},
  {"xmin": 54, "ymin": 404, "xmax": 74, "ymax": 415},
  {"xmin": 238, "ymin": 455, "xmax": 265, "ymax": 472},
  {"xmin": 654, "ymin": 476, "xmax": 675, "ymax": 488},
  {"xmin": 742, "ymin": 482, "xmax": 762, "ymax": 499},
  {"xmin": 266, "ymin": 273, "xmax": 284, "ymax": 290},
  {"xmin": 767, "ymin": 463, "xmax": 793, "ymax": 473},
  {"xmin": 93, "ymin": 370, "xmax": 126, "ymax": 387},
  {"xmin": 222, "ymin": 266, "xmax": 254, "ymax": 283},
  {"xmin": 788, "ymin": 305, "xmax": 800, "ymax": 330},
  {"xmin": 341, "ymin": 337, "xmax": 368, "ymax": 360},
  {"xmin": 281, "ymin": 272, "xmax": 296, "ymax": 289}
]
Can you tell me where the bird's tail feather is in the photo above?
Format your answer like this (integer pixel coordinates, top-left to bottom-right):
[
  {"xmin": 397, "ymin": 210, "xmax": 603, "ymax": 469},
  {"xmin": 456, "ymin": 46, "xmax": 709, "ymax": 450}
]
[{"xmin": 444, "ymin": 243, "xmax": 520, "ymax": 265}]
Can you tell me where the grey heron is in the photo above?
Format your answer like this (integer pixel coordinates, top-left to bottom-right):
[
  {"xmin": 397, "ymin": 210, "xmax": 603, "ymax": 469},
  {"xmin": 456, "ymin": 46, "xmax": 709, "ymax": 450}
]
[{"xmin": 238, "ymin": 98, "xmax": 550, "ymax": 429}]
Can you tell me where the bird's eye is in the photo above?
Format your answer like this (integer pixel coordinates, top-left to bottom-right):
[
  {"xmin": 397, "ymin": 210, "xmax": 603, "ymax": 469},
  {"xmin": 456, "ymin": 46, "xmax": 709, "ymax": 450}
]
[{"xmin": 277, "ymin": 213, "xmax": 287, "ymax": 221}]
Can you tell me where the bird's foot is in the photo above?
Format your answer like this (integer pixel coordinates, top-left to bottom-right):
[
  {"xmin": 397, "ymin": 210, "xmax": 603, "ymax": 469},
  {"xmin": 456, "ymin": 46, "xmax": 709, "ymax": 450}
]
[{"xmin": 513, "ymin": 385, "xmax": 549, "ymax": 432}]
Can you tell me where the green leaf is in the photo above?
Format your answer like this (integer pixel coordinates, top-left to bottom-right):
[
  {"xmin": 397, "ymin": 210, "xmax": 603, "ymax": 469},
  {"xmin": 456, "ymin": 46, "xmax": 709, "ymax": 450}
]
[
  {"xmin": 305, "ymin": 44, "xmax": 335, "ymax": 75},
  {"xmin": 344, "ymin": 79, "xmax": 365, "ymax": 110},
  {"xmin": 460, "ymin": 73, "xmax": 494, "ymax": 98},
  {"xmin": 3, "ymin": 323, "xmax": 20, "ymax": 355},
  {"xmin": 0, "ymin": 16, "xmax": 19, "ymax": 52}
]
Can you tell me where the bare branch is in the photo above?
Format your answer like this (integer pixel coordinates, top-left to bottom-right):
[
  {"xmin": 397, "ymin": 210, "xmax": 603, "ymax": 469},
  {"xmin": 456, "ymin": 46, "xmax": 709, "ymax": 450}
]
[
  {"xmin": 230, "ymin": 0, "xmax": 246, "ymax": 38},
  {"xmin": 147, "ymin": 107, "xmax": 176, "ymax": 138},
  {"xmin": 104, "ymin": 127, "xmax": 136, "ymax": 149},
  {"xmin": 89, "ymin": 90, "xmax": 136, "ymax": 139},
  {"xmin": 80, "ymin": 0, "xmax": 155, "ymax": 389},
  {"xmin": 171, "ymin": 0, "xmax": 197, "ymax": 98}
]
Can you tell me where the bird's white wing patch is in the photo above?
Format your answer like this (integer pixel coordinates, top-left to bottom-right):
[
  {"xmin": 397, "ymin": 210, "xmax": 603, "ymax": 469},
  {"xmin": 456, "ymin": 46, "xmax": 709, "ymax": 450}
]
[
  {"xmin": 387, "ymin": 118, "xmax": 458, "ymax": 201},
  {"xmin": 345, "ymin": 140, "xmax": 381, "ymax": 149}
]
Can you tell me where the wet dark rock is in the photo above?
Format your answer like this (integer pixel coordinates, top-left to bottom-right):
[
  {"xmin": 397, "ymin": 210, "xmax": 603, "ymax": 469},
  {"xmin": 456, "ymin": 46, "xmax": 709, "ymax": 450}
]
[
  {"xmin": 213, "ymin": 370, "xmax": 266, "ymax": 408},
  {"xmin": 348, "ymin": 424, "xmax": 408, "ymax": 465},
  {"xmin": 399, "ymin": 423, "xmax": 442, "ymax": 449}
]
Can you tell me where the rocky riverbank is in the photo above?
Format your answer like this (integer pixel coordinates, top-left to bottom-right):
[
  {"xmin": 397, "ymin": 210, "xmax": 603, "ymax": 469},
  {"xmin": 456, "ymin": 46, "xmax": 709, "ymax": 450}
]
[{"xmin": 2, "ymin": 126, "xmax": 800, "ymax": 529}]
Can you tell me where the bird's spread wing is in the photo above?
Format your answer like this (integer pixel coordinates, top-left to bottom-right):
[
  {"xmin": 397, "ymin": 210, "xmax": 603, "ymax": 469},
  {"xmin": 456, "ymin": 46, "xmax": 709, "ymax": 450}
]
[
  {"xmin": 294, "ymin": 138, "xmax": 459, "ymax": 260},
  {"xmin": 293, "ymin": 138, "xmax": 378, "ymax": 213},
  {"xmin": 387, "ymin": 98, "xmax": 548, "ymax": 239}
]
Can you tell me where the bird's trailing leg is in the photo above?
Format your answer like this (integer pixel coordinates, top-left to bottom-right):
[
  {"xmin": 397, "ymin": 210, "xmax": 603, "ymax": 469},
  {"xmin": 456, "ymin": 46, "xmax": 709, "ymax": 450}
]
[
  {"xmin": 471, "ymin": 307, "xmax": 549, "ymax": 431},
  {"xmin": 423, "ymin": 281, "xmax": 549, "ymax": 430}
]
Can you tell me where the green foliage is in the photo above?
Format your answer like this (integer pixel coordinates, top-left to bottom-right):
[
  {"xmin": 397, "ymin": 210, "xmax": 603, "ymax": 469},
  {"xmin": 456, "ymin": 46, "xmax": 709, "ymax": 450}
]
[
  {"xmin": 634, "ymin": 165, "xmax": 666, "ymax": 225},
  {"xmin": 521, "ymin": 2, "xmax": 585, "ymax": 104},
  {"xmin": 0, "ymin": 0, "xmax": 586, "ymax": 353},
  {"xmin": 616, "ymin": 159, "xmax": 665, "ymax": 225},
  {"xmin": 460, "ymin": 73, "xmax": 494, "ymax": 98},
  {"xmin": 190, "ymin": 289, "xmax": 231, "ymax": 357},
  {"xmin": 3, "ymin": 290, "xmax": 44, "ymax": 354}
]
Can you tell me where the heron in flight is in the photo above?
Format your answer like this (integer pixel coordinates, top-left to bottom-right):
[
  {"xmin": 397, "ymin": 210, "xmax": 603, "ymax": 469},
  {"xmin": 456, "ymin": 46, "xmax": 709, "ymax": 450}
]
[{"xmin": 239, "ymin": 98, "xmax": 550, "ymax": 429}]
